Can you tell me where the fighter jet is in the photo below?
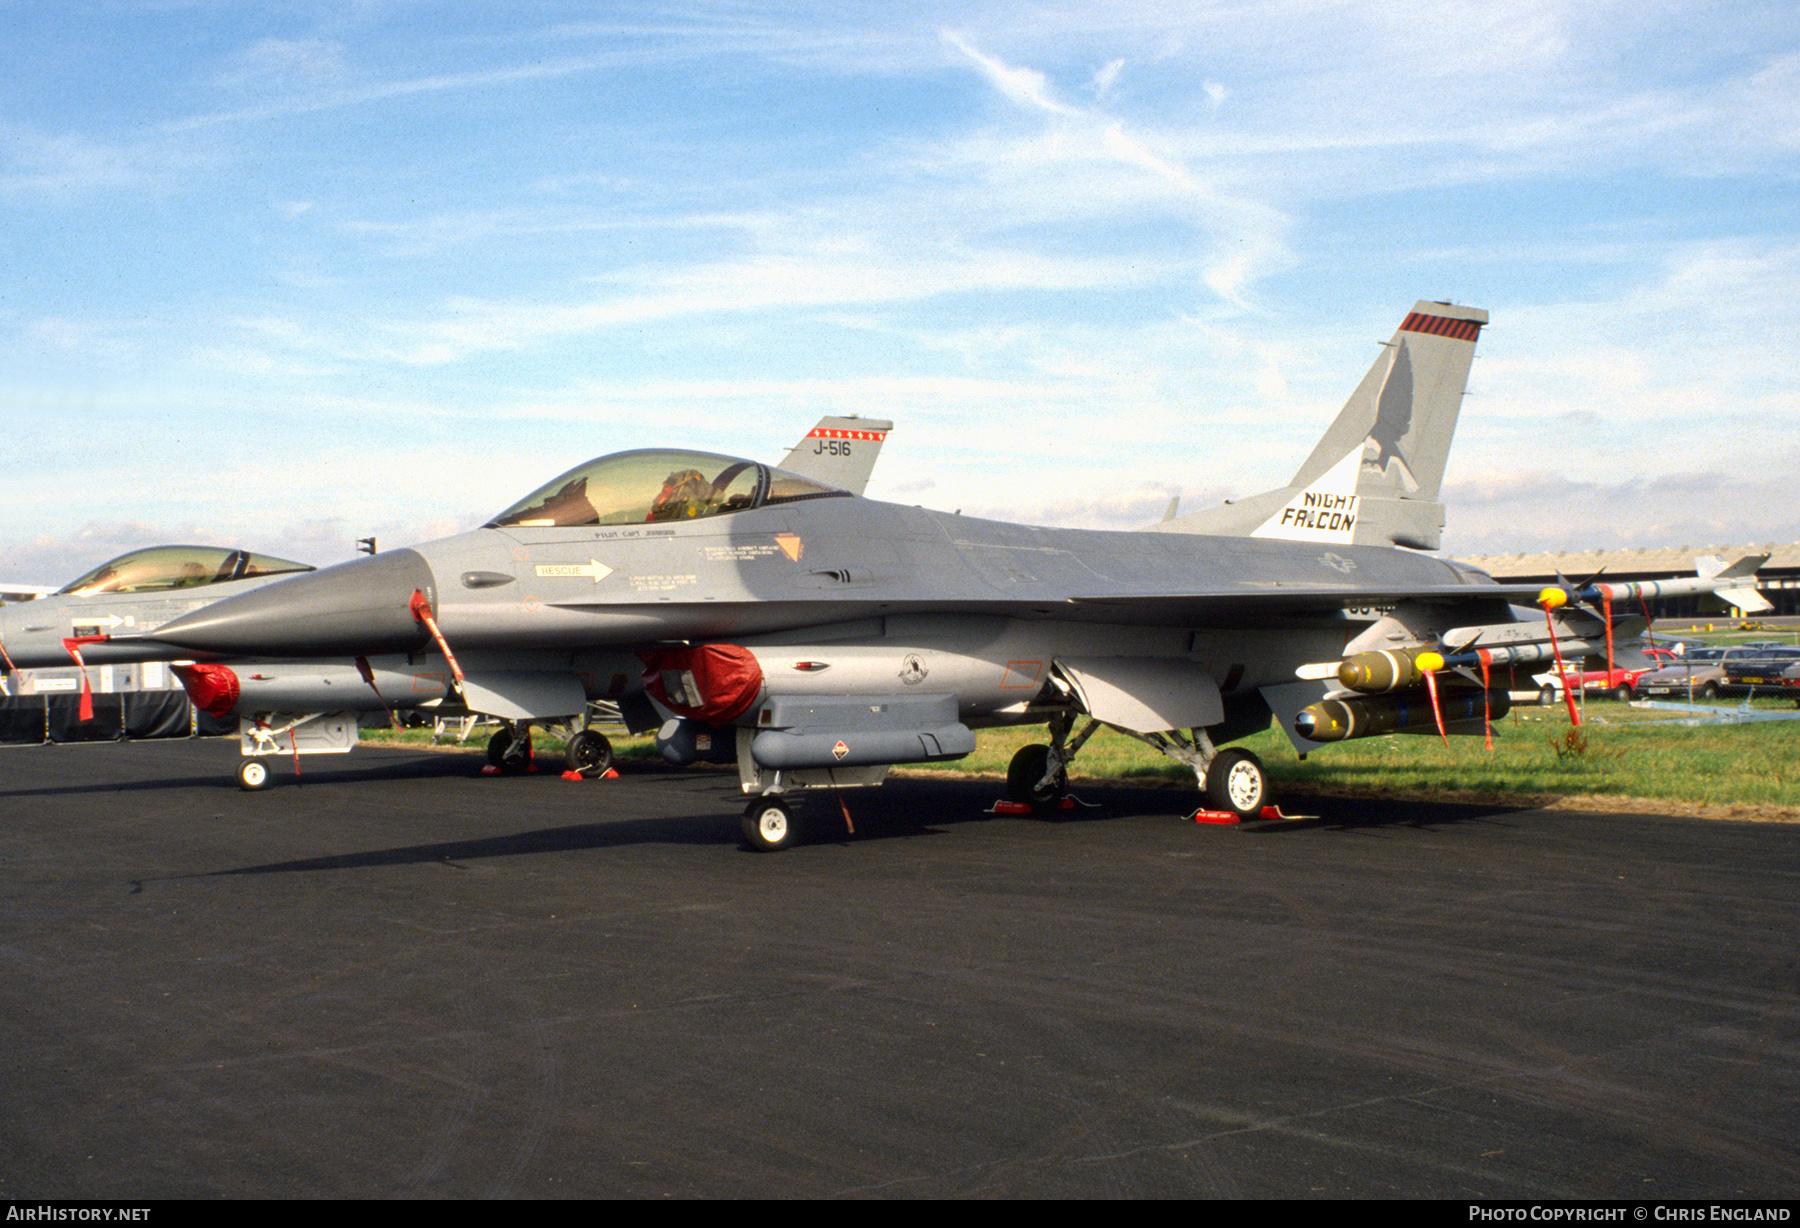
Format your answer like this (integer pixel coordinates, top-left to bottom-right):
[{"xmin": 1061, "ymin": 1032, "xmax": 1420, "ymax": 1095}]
[
  {"xmin": 0, "ymin": 417, "xmax": 892, "ymax": 787},
  {"xmin": 157, "ymin": 414, "xmax": 898, "ymax": 787},
  {"xmin": 0, "ymin": 545, "xmax": 316, "ymax": 693},
  {"xmin": 140, "ymin": 302, "xmax": 1767, "ymax": 849}
]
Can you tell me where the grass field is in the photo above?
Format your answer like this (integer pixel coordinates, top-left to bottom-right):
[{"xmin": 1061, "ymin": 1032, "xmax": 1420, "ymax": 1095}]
[{"xmin": 374, "ymin": 691, "xmax": 1800, "ymax": 815}]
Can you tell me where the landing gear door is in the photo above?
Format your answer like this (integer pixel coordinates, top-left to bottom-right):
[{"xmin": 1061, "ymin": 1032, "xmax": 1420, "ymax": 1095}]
[
  {"xmin": 1053, "ymin": 657, "xmax": 1223, "ymax": 734},
  {"xmin": 459, "ymin": 672, "xmax": 589, "ymax": 722}
]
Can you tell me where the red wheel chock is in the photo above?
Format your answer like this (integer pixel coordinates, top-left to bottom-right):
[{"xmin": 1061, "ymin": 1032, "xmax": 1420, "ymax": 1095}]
[{"xmin": 1188, "ymin": 805, "xmax": 1311, "ymax": 825}]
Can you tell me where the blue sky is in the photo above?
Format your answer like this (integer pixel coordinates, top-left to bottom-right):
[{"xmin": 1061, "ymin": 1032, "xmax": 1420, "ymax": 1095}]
[{"xmin": 5, "ymin": 1, "xmax": 1799, "ymax": 581}]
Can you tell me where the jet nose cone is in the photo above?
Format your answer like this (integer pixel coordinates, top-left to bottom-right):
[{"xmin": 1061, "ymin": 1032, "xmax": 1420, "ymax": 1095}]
[{"xmin": 153, "ymin": 549, "xmax": 436, "ymax": 657}]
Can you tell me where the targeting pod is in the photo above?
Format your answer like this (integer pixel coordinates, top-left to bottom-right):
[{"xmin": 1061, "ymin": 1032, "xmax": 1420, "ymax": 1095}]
[
  {"xmin": 1337, "ymin": 646, "xmax": 1447, "ymax": 694},
  {"xmin": 1295, "ymin": 688, "xmax": 1511, "ymax": 743}
]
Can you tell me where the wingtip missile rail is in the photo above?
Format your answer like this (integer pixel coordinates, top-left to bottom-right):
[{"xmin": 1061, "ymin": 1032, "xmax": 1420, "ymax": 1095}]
[{"xmin": 1543, "ymin": 553, "xmax": 1774, "ymax": 617}]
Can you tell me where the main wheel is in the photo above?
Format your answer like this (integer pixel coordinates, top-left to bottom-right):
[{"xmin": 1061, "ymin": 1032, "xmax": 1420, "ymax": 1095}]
[
  {"xmin": 742, "ymin": 799, "xmax": 800, "ymax": 852},
  {"xmin": 1203, "ymin": 748, "xmax": 1269, "ymax": 819},
  {"xmin": 564, "ymin": 729, "xmax": 614, "ymax": 777},
  {"xmin": 237, "ymin": 759, "xmax": 270, "ymax": 791},
  {"xmin": 487, "ymin": 726, "xmax": 532, "ymax": 772},
  {"xmin": 1006, "ymin": 743, "xmax": 1065, "ymax": 806}
]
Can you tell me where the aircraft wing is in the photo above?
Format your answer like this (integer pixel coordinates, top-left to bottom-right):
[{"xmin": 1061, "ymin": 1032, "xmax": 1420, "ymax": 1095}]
[
  {"xmin": 532, "ymin": 581, "xmax": 1551, "ymax": 619},
  {"xmin": 1061, "ymin": 581, "xmax": 1552, "ymax": 625}
]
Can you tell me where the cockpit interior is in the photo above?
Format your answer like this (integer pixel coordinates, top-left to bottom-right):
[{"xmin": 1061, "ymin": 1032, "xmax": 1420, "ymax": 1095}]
[
  {"xmin": 489, "ymin": 449, "xmax": 848, "ymax": 529},
  {"xmin": 58, "ymin": 547, "xmax": 315, "ymax": 597}
]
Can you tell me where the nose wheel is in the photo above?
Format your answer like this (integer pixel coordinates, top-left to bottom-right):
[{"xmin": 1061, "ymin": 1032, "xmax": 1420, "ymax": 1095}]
[
  {"xmin": 237, "ymin": 759, "xmax": 271, "ymax": 791},
  {"xmin": 742, "ymin": 798, "xmax": 802, "ymax": 852}
]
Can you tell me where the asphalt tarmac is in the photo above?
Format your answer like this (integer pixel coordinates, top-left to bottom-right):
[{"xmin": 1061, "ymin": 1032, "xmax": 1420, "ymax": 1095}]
[{"xmin": 2, "ymin": 739, "xmax": 1796, "ymax": 1199}]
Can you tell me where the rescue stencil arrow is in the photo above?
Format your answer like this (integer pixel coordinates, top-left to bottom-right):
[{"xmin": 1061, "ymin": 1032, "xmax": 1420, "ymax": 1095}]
[{"xmin": 534, "ymin": 560, "xmax": 614, "ymax": 583}]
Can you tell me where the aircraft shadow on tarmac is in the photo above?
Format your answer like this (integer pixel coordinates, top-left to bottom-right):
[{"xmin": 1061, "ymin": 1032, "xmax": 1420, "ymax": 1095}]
[
  {"xmin": 182, "ymin": 776, "xmax": 1533, "ymax": 881},
  {"xmin": 194, "ymin": 781, "xmax": 1030, "ymax": 877},
  {"xmin": 0, "ymin": 744, "xmax": 480, "ymax": 800}
]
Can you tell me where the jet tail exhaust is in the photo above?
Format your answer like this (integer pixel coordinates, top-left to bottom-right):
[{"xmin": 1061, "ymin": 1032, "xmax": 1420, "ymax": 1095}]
[{"xmin": 1153, "ymin": 300, "xmax": 1487, "ymax": 551}]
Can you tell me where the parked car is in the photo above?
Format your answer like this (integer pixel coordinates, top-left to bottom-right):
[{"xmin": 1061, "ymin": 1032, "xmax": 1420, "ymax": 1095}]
[
  {"xmin": 1534, "ymin": 646, "xmax": 1678, "ymax": 704},
  {"xmin": 1643, "ymin": 635, "xmax": 1710, "ymax": 656},
  {"xmin": 1634, "ymin": 646, "xmax": 1739, "ymax": 700},
  {"xmin": 1779, "ymin": 663, "xmax": 1800, "ymax": 700},
  {"xmin": 1722, "ymin": 647, "xmax": 1800, "ymax": 692}
]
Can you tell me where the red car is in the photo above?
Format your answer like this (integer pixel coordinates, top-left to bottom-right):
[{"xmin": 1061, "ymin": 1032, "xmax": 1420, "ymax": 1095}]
[{"xmin": 1536, "ymin": 647, "xmax": 1677, "ymax": 704}]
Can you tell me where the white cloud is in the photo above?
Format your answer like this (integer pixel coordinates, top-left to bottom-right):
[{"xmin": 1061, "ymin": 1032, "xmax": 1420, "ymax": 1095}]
[
  {"xmin": 212, "ymin": 38, "xmax": 351, "ymax": 95},
  {"xmin": 351, "ymin": 242, "xmax": 1178, "ymax": 366},
  {"xmin": 1444, "ymin": 459, "xmax": 1800, "ymax": 556},
  {"xmin": 942, "ymin": 30, "xmax": 1082, "ymax": 117},
  {"xmin": 0, "ymin": 123, "xmax": 189, "ymax": 197},
  {"xmin": 5, "ymin": 0, "xmax": 1799, "ymax": 562},
  {"xmin": 930, "ymin": 35, "xmax": 1295, "ymax": 309},
  {"xmin": 1092, "ymin": 58, "xmax": 1125, "ymax": 98}
]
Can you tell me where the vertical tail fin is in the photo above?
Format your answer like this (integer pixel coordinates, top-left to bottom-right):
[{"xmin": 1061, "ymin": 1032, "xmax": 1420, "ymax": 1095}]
[
  {"xmin": 777, "ymin": 416, "xmax": 893, "ymax": 496},
  {"xmin": 1154, "ymin": 301, "xmax": 1486, "ymax": 550}
]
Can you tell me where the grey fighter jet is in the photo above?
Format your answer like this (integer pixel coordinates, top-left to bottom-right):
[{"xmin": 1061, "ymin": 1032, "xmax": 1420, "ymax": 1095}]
[
  {"xmin": 0, "ymin": 545, "xmax": 315, "ymax": 676},
  {"xmin": 142, "ymin": 302, "xmax": 1766, "ymax": 848},
  {"xmin": 1, "ymin": 417, "xmax": 890, "ymax": 786}
]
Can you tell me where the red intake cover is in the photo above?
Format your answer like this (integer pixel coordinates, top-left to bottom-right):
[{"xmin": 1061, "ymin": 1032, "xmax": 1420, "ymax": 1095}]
[
  {"xmin": 640, "ymin": 644, "xmax": 763, "ymax": 724},
  {"xmin": 172, "ymin": 663, "xmax": 241, "ymax": 718}
]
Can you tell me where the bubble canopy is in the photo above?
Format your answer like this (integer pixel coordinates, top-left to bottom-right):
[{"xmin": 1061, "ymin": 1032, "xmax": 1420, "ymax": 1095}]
[
  {"xmin": 58, "ymin": 547, "xmax": 314, "ymax": 596},
  {"xmin": 488, "ymin": 449, "xmax": 848, "ymax": 529}
]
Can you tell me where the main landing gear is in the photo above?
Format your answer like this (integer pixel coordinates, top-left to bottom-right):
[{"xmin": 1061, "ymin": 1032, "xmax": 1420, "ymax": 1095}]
[
  {"xmin": 1006, "ymin": 743, "xmax": 1064, "ymax": 807},
  {"xmin": 1006, "ymin": 712, "xmax": 1273, "ymax": 822},
  {"xmin": 486, "ymin": 722, "xmax": 534, "ymax": 774},
  {"xmin": 1201, "ymin": 747, "xmax": 1269, "ymax": 819},
  {"xmin": 1004, "ymin": 711, "xmax": 1099, "ymax": 813},
  {"xmin": 486, "ymin": 721, "xmax": 616, "ymax": 778},
  {"xmin": 563, "ymin": 728, "xmax": 614, "ymax": 777}
]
